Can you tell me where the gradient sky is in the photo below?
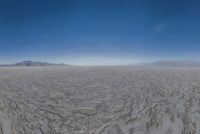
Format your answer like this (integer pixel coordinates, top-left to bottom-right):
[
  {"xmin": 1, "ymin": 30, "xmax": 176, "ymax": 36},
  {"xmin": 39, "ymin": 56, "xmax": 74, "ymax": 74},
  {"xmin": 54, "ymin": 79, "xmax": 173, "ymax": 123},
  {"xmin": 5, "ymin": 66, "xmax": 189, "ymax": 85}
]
[{"xmin": 1, "ymin": 0, "xmax": 200, "ymax": 65}]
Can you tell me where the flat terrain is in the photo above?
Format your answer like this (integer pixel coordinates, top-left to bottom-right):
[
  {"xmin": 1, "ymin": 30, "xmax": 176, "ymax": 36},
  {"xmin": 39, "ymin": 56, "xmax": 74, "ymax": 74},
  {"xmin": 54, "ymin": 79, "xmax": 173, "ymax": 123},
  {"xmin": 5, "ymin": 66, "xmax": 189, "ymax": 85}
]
[{"xmin": 0, "ymin": 66, "xmax": 200, "ymax": 134}]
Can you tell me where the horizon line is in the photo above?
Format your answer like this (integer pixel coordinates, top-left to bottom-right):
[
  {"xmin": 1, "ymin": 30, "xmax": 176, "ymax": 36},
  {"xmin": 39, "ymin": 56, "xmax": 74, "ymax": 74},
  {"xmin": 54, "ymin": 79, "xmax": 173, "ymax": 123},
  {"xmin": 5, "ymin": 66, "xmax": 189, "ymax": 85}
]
[{"xmin": 0, "ymin": 59, "xmax": 200, "ymax": 66}]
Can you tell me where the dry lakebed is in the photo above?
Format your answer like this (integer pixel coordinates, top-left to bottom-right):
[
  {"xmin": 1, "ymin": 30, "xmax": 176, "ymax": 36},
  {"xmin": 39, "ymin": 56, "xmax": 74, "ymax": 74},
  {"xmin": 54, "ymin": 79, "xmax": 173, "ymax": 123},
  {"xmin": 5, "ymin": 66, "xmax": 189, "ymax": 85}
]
[{"xmin": 0, "ymin": 66, "xmax": 199, "ymax": 134}]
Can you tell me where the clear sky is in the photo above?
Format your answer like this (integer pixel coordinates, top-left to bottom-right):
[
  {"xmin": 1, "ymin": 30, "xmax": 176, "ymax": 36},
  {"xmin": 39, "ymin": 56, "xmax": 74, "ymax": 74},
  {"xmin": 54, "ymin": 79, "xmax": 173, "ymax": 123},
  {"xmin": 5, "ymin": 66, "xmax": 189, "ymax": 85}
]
[{"xmin": 1, "ymin": 0, "xmax": 200, "ymax": 65}]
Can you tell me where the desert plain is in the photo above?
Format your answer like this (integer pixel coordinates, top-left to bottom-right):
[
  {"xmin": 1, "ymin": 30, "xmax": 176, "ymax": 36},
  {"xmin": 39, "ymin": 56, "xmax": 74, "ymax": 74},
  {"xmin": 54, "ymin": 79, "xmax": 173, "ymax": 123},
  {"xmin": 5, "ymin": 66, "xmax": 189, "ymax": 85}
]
[{"xmin": 0, "ymin": 66, "xmax": 200, "ymax": 134}]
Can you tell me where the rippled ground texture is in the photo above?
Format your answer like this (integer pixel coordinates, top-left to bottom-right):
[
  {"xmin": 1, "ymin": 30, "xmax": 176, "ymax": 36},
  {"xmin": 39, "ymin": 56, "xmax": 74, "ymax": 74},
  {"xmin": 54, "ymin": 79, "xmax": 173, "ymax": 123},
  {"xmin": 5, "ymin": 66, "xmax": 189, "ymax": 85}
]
[{"xmin": 0, "ymin": 66, "xmax": 200, "ymax": 134}]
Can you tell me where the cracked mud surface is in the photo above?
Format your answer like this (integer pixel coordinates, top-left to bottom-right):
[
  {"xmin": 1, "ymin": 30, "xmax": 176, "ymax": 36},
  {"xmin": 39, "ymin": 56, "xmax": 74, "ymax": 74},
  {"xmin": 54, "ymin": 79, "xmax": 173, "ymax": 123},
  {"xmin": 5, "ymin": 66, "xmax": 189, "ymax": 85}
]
[{"xmin": 0, "ymin": 66, "xmax": 200, "ymax": 134}]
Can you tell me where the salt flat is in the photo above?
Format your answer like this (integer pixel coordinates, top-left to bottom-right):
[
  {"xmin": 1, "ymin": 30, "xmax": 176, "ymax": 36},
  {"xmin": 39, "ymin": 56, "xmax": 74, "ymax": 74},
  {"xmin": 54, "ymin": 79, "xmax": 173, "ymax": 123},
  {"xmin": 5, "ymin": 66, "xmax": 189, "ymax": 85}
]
[{"xmin": 0, "ymin": 66, "xmax": 200, "ymax": 134}]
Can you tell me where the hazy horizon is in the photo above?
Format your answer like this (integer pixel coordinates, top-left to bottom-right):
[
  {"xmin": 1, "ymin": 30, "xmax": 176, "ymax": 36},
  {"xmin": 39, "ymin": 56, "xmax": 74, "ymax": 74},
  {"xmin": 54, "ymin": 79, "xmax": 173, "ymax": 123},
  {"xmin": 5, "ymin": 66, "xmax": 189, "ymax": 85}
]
[{"xmin": 2, "ymin": 58, "xmax": 200, "ymax": 66}]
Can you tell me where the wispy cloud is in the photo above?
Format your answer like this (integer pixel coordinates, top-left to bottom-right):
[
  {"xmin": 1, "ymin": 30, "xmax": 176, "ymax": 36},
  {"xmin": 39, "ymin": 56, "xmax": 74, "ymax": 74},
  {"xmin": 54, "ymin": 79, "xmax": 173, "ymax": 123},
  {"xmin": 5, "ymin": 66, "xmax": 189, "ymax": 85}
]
[
  {"xmin": 154, "ymin": 24, "xmax": 165, "ymax": 31},
  {"xmin": 39, "ymin": 43, "xmax": 46, "ymax": 49}
]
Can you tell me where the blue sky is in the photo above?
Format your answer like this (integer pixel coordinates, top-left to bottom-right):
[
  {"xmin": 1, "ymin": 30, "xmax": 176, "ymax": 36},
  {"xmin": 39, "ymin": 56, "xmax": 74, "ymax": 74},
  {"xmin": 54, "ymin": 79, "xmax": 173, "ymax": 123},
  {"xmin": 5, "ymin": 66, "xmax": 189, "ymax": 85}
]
[{"xmin": 1, "ymin": 0, "xmax": 200, "ymax": 65}]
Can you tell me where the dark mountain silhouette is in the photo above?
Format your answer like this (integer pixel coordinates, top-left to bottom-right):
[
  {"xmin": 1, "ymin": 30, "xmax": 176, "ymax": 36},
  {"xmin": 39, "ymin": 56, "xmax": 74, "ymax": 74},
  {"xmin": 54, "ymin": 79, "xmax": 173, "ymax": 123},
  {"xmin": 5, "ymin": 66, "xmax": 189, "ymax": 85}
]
[{"xmin": 0, "ymin": 61, "xmax": 67, "ymax": 66}]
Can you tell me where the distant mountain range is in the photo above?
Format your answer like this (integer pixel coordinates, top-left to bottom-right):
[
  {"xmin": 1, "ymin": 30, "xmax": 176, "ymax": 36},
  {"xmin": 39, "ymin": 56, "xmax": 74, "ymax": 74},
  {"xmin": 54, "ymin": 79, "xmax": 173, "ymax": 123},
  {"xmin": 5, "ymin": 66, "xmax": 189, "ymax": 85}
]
[
  {"xmin": 0, "ymin": 61, "xmax": 66, "ymax": 67},
  {"xmin": 141, "ymin": 60, "xmax": 200, "ymax": 67},
  {"xmin": 1, "ymin": 60, "xmax": 200, "ymax": 67}
]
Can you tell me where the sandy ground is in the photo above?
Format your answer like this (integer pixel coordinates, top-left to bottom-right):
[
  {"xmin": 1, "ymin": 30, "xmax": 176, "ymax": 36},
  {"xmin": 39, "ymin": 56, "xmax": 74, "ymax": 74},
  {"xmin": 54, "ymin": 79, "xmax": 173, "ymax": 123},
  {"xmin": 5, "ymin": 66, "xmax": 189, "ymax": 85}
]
[{"xmin": 0, "ymin": 66, "xmax": 200, "ymax": 134}]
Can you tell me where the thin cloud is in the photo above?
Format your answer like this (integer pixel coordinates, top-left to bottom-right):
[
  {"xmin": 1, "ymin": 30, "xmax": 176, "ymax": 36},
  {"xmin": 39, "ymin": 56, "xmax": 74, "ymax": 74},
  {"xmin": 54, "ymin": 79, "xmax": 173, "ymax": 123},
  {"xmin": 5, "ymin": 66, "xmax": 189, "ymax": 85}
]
[
  {"xmin": 154, "ymin": 24, "xmax": 165, "ymax": 31},
  {"xmin": 39, "ymin": 43, "xmax": 46, "ymax": 49}
]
